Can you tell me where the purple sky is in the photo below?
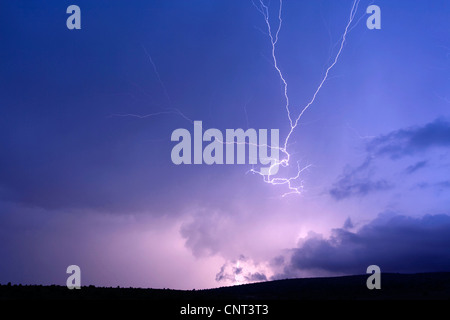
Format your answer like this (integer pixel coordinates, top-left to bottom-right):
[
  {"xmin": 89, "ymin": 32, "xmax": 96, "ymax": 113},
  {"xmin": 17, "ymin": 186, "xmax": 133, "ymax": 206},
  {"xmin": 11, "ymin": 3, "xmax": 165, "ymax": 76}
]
[{"xmin": 1, "ymin": 0, "xmax": 450, "ymax": 289}]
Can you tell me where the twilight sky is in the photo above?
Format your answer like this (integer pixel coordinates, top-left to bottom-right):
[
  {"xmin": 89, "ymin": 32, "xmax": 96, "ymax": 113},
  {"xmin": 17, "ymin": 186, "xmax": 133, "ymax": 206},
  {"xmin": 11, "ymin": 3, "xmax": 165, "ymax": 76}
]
[{"xmin": 1, "ymin": 0, "xmax": 450, "ymax": 289}]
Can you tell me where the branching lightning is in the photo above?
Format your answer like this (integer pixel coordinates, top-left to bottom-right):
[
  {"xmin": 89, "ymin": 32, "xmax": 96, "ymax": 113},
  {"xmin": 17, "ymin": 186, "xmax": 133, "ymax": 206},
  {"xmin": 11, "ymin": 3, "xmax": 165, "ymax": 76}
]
[
  {"xmin": 112, "ymin": 0, "xmax": 361, "ymax": 197},
  {"xmin": 249, "ymin": 0, "xmax": 360, "ymax": 196}
]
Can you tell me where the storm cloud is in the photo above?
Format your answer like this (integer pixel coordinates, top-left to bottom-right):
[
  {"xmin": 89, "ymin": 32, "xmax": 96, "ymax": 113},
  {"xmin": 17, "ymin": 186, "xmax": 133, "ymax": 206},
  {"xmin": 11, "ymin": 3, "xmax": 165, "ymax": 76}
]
[
  {"xmin": 330, "ymin": 118, "xmax": 450, "ymax": 200},
  {"xmin": 329, "ymin": 177, "xmax": 391, "ymax": 200},
  {"xmin": 367, "ymin": 118, "xmax": 450, "ymax": 159},
  {"xmin": 329, "ymin": 156, "xmax": 392, "ymax": 200},
  {"xmin": 282, "ymin": 213, "xmax": 450, "ymax": 276}
]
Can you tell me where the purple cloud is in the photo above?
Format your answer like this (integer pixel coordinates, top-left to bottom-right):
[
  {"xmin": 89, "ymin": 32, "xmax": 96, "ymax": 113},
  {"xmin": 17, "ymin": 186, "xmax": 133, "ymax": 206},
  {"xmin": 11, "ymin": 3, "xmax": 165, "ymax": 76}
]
[
  {"xmin": 367, "ymin": 118, "xmax": 450, "ymax": 159},
  {"xmin": 280, "ymin": 213, "xmax": 450, "ymax": 276}
]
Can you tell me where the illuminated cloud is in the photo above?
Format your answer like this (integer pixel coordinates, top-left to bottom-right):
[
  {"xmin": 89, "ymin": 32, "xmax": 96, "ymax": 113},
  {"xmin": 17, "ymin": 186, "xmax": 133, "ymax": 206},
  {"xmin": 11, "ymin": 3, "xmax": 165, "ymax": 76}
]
[{"xmin": 216, "ymin": 255, "xmax": 270, "ymax": 285}]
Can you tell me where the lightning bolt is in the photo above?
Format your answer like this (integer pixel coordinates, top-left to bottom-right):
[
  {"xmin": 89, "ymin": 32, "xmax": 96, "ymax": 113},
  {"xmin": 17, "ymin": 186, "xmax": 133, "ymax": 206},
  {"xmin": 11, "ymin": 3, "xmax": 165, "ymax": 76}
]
[
  {"xmin": 113, "ymin": 0, "xmax": 361, "ymax": 197},
  {"xmin": 250, "ymin": 0, "xmax": 360, "ymax": 197}
]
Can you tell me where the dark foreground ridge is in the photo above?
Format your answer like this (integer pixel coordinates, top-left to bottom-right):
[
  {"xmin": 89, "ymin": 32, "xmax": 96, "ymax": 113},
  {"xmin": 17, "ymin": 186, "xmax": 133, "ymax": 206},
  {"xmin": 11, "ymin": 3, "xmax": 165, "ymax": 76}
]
[{"xmin": 1, "ymin": 272, "xmax": 450, "ymax": 300}]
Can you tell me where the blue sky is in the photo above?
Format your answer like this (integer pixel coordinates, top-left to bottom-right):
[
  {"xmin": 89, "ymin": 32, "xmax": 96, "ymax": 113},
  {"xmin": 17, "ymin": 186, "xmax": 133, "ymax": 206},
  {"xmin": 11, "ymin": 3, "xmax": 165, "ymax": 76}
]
[{"xmin": 0, "ymin": 0, "xmax": 449, "ymax": 289}]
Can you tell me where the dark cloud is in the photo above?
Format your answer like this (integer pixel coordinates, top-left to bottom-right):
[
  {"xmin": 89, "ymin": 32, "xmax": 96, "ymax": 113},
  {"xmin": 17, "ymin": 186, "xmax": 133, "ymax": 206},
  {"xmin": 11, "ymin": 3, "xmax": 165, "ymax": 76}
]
[
  {"xmin": 245, "ymin": 272, "xmax": 267, "ymax": 282},
  {"xmin": 282, "ymin": 213, "xmax": 450, "ymax": 276},
  {"xmin": 330, "ymin": 118, "xmax": 450, "ymax": 200},
  {"xmin": 343, "ymin": 217, "xmax": 353, "ymax": 229},
  {"xmin": 271, "ymin": 256, "xmax": 285, "ymax": 266},
  {"xmin": 329, "ymin": 156, "xmax": 391, "ymax": 200},
  {"xmin": 215, "ymin": 264, "xmax": 232, "ymax": 282},
  {"xmin": 0, "ymin": 131, "xmax": 191, "ymax": 214},
  {"xmin": 329, "ymin": 178, "xmax": 391, "ymax": 200},
  {"xmin": 366, "ymin": 118, "xmax": 450, "ymax": 159},
  {"xmin": 405, "ymin": 160, "xmax": 428, "ymax": 174}
]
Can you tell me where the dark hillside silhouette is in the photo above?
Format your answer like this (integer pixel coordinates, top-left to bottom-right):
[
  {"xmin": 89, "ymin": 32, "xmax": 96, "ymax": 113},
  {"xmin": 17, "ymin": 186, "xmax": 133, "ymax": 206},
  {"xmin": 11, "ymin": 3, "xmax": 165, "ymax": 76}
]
[{"xmin": 1, "ymin": 272, "xmax": 450, "ymax": 300}]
